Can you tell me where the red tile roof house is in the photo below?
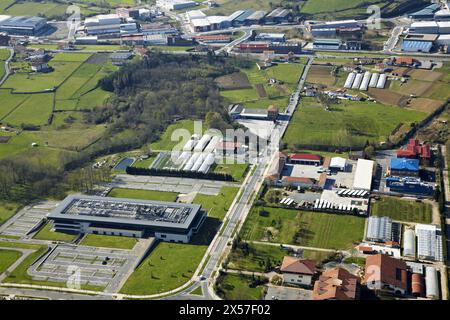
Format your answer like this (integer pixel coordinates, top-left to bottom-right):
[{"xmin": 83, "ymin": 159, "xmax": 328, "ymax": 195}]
[
  {"xmin": 280, "ymin": 256, "xmax": 316, "ymax": 286},
  {"xmin": 312, "ymin": 268, "xmax": 360, "ymax": 300},
  {"xmin": 396, "ymin": 139, "xmax": 431, "ymax": 165},
  {"xmin": 364, "ymin": 254, "xmax": 408, "ymax": 295},
  {"xmin": 289, "ymin": 153, "xmax": 323, "ymax": 166}
]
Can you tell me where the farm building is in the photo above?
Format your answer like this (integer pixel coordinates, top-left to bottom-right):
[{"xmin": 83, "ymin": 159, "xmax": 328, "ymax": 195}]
[
  {"xmin": 366, "ymin": 216, "xmax": 393, "ymax": 243},
  {"xmin": 245, "ymin": 11, "xmax": 267, "ymax": 25},
  {"xmin": 312, "ymin": 268, "xmax": 360, "ymax": 300},
  {"xmin": 415, "ymin": 224, "xmax": 443, "ymax": 262},
  {"xmin": 425, "ymin": 267, "xmax": 439, "ymax": 299},
  {"xmin": 156, "ymin": 0, "xmax": 198, "ymax": 11},
  {"xmin": 289, "ymin": 153, "xmax": 323, "ymax": 166},
  {"xmin": 401, "ymin": 34, "xmax": 436, "ymax": 52},
  {"xmin": 364, "ymin": 254, "xmax": 408, "ymax": 295},
  {"xmin": 389, "ymin": 158, "xmax": 420, "ymax": 177},
  {"xmin": 409, "ymin": 21, "xmax": 439, "ymax": 34},
  {"xmin": 0, "ymin": 16, "xmax": 48, "ymax": 36},
  {"xmin": 353, "ymin": 159, "xmax": 374, "ymax": 191},
  {"xmin": 329, "ymin": 157, "xmax": 347, "ymax": 171},
  {"xmin": 265, "ymin": 8, "xmax": 292, "ymax": 24},
  {"xmin": 313, "ymin": 38, "xmax": 342, "ymax": 50},
  {"xmin": 48, "ymin": 195, "xmax": 207, "ymax": 243},
  {"xmin": 265, "ymin": 152, "xmax": 287, "ymax": 182},
  {"xmin": 408, "ymin": 3, "xmax": 441, "ymax": 20},
  {"xmin": 255, "ymin": 33, "xmax": 286, "ymax": 42},
  {"xmin": 403, "ymin": 228, "xmax": 416, "ymax": 258},
  {"xmin": 111, "ymin": 52, "xmax": 134, "ymax": 65},
  {"xmin": 396, "ymin": 139, "xmax": 431, "ymax": 165},
  {"xmin": 309, "ymin": 19, "xmax": 361, "ymax": 31},
  {"xmin": 280, "ymin": 256, "xmax": 316, "ymax": 286}
]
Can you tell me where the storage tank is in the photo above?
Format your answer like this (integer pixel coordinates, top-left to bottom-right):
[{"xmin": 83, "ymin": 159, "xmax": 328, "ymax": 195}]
[
  {"xmin": 352, "ymin": 73, "xmax": 363, "ymax": 89},
  {"xmin": 344, "ymin": 72, "xmax": 356, "ymax": 89},
  {"xmin": 411, "ymin": 273, "xmax": 423, "ymax": 297},
  {"xmin": 425, "ymin": 266, "xmax": 439, "ymax": 299},
  {"xmin": 403, "ymin": 229, "xmax": 416, "ymax": 257},
  {"xmin": 203, "ymin": 135, "xmax": 221, "ymax": 153},
  {"xmin": 184, "ymin": 153, "xmax": 200, "ymax": 171},
  {"xmin": 369, "ymin": 73, "xmax": 379, "ymax": 88},
  {"xmin": 194, "ymin": 134, "xmax": 212, "ymax": 152},
  {"xmin": 191, "ymin": 153, "xmax": 206, "ymax": 172},
  {"xmin": 376, "ymin": 74, "xmax": 387, "ymax": 89},
  {"xmin": 359, "ymin": 71, "xmax": 371, "ymax": 91},
  {"xmin": 198, "ymin": 153, "xmax": 215, "ymax": 173}
]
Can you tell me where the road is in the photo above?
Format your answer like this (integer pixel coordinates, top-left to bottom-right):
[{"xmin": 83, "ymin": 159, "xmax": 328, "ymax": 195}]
[
  {"xmin": 214, "ymin": 29, "xmax": 252, "ymax": 55},
  {"xmin": 0, "ymin": 46, "xmax": 13, "ymax": 86}
]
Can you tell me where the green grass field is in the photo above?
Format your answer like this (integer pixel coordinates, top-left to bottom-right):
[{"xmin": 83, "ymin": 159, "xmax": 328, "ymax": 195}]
[
  {"xmin": 283, "ymin": 97, "xmax": 427, "ymax": 150},
  {"xmin": 0, "ymin": 48, "xmax": 9, "ymax": 80},
  {"xmin": 216, "ymin": 273, "xmax": 265, "ymax": 300},
  {"xmin": 228, "ymin": 243, "xmax": 331, "ymax": 273},
  {"xmin": 149, "ymin": 120, "xmax": 196, "ymax": 151},
  {"xmin": 371, "ymin": 196, "xmax": 432, "ymax": 223},
  {"xmin": 0, "ymin": 249, "xmax": 22, "ymax": 274},
  {"xmin": 0, "ymin": 202, "xmax": 19, "ymax": 226},
  {"xmin": 221, "ymin": 63, "xmax": 304, "ymax": 110},
  {"xmin": 80, "ymin": 234, "xmax": 138, "ymax": 250},
  {"xmin": 120, "ymin": 242, "xmax": 207, "ymax": 295},
  {"xmin": 242, "ymin": 207, "xmax": 365, "ymax": 250},
  {"xmin": 33, "ymin": 222, "xmax": 77, "ymax": 242},
  {"xmin": 108, "ymin": 188, "xmax": 179, "ymax": 202},
  {"xmin": 193, "ymin": 186, "xmax": 240, "ymax": 220},
  {"xmin": 212, "ymin": 163, "xmax": 249, "ymax": 181}
]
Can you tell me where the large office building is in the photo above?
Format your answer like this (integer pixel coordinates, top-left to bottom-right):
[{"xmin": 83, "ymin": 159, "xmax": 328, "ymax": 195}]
[
  {"xmin": 48, "ymin": 195, "xmax": 206, "ymax": 243},
  {"xmin": 0, "ymin": 15, "xmax": 48, "ymax": 36}
]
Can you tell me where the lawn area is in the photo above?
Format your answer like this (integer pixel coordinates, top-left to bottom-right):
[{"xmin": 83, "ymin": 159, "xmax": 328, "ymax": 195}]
[
  {"xmin": 0, "ymin": 249, "xmax": 22, "ymax": 274},
  {"xmin": 302, "ymin": 0, "xmax": 381, "ymax": 14},
  {"xmin": 120, "ymin": 242, "xmax": 207, "ymax": 295},
  {"xmin": 33, "ymin": 222, "xmax": 77, "ymax": 242},
  {"xmin": 228, "ymin": 242, "xmax": 331, "ymax": 273},
  {"xmin": 371, "ymin": 196, "xmax": 432, "ymax": 223},
  {"xmin": 193, "ymin": 186, "xmax": 240, "ymax": 220},
  {"xmin": 108, "ymin": 188, "xmax": 179, "ymax": 202},
  {"xmin": 0, "ymin": 202, "xmax": 19, "ymax": 226},
  {"xmin": 212, "ymin": 163, "xmax": 249, "ymax": 182},
  {"xmin": 215, "ymin": 273, "xmax": 265, "ymax": 300},
  {"xmin": 3, "ymin": 93, "xmax": 54, "ymax": 126},
  {"xmin": 80, "ymin": 234, "xmax": 138, "ymax": 250},
  {"xmin": 131, "ymin": 156, "xmax": 157, "ymax": 169},
  {"xmin": 283, "ymin": 97, "xmax": 427, "ymax": 150},
  {"xmin": 242, "ymin": 206, "xmax": 365, "ymax": 250},
  {"xmin": 149, "ymin": 120, "xmax": 196, "ymax": 151},
  {"xmin": 208, "ymin": 0, "xmax": 281, "ymax": 15},
  {"xmin": 0, "ymin": 48, "xmax": 9, "ymax": 79}
]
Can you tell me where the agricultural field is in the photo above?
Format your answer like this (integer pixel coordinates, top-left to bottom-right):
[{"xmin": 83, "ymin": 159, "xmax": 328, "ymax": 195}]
[
  {"xmin": 241, "ymin": 206, "xmax": 365, "ymax": 250},
  {"xmin": 220, "ymin": 62, "xmax": 304, "ymax": 110},
  {"xmin": 120, "ymin": 241, "xmax": 207, "ymax": 295},
  {"xmin": 371, "ymin": 196, "xmax": 432, "ymax": 224},
  {"xmin": 283, "ymin": 97, "xmax": 426, "ymax": 150},
  {"xmin": 0, "ymin": 48, "xmax": 9, "ymax": 80},
  {"xmin": 80, "ymin": 234, "xmax": 138, "ymax": 250},
  {"xmin": 0, "ymin": 52, "xmax": 117, "ymax": 165},
  {"xmin": 107, "ymin": 188, "xmax": 179, "ymax": 202}
]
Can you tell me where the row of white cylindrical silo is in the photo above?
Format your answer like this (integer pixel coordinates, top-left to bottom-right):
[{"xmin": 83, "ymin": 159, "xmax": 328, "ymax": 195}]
[
  {"xmin": 198, "ymin": 153, "xmax": 216, "ymax": 174},
  {"xmin": 425, "ymin": 266, "xmax": 439, "ymax": 300},
  {"xmin": 343, "ymin": 72, "xmax": 387, "ymax": 90},
  {"xmin": 194, "ymin": 134, "xmax": 212, "ymax": 152},
  {"xmin": 359, "ymin": 71, "xmax": 372, "ymax": 91}
]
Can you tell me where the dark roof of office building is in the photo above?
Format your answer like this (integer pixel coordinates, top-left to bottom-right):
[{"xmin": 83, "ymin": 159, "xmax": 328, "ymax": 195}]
[{"xmin": 409, "ymin": 3, "xmax": 440, "ymax": 18}]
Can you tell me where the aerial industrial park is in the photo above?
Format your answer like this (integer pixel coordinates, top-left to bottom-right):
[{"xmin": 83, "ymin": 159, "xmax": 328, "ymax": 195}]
[{"xmin": 0, "ymin": 0, "xmax": 449, "ymax": 309}]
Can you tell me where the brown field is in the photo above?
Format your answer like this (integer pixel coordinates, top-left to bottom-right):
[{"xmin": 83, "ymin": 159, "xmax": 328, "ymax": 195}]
[
  {"xmin": 407, "ymin": 98, "xmax": 443, "ymax": 114},
  {"xmin": 306, "ymin": 65, "xmax": 335, "ymax": 86},
  {"xmin": 407, "ymin": 69, "xmax": 443, "ymax": 82},
  {"xmin": 255, "ymin": 83, "xmax": 267, "ymax": 98},
  {"xmin": 368, "ymin": 87, "xmax": 407, "ymax": 106},
  {"xmin": 392, "ymin": 79, "xmax": 434, "ymax": 96},
  {"xmin": 215, "ymin": 72, "xmax": 252, "ymax": 90}
]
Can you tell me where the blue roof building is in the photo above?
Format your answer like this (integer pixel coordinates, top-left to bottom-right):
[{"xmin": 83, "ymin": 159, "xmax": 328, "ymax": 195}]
[
  {"xmin": 390, "ymin": 157, "xmax": 420, "ymax": 177},
  {"xmin": 402, "ymin": 40, "xmax": 433, "ymax": 53}
]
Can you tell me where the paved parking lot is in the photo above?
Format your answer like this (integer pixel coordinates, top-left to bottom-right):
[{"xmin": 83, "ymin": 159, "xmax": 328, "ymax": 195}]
[
  {"xmin": 29, "ymin": 244, "xmax": 140, "ymax": 290},
  {"xmin": 110, "ymin": 174, "xmax": 240, "ymax": 196},
  {"xmin": 265, "ymin": 285, "xmax": 312, "ymax": 300},
  {"xmin": 0, "ymin": 201, "xmax": 58, "ymax": 238}
]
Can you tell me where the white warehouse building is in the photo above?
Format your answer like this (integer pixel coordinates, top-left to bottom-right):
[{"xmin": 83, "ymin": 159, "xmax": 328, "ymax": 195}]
[{"xmin": 353, "ymin": 159, "xmax": 375, "ymax": 191}]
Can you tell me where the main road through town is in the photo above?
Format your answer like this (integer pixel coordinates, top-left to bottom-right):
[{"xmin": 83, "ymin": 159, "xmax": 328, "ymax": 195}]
[{"xmin": 165, "ymin": 56, "xmax": 314, "ymax": 300}]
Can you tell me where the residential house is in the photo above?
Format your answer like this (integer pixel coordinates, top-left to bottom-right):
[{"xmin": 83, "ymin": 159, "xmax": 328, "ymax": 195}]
[
  {"xmin": 312, "ymin": 268, "xmax": 360, "ymax": 300},
  {"xmin": 280, "ymin": 256, "xmax": 316, "ymax": 286},
  {"xmin": 364, "ymin": 254, "xmax": 408, "ymax": 295}
]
